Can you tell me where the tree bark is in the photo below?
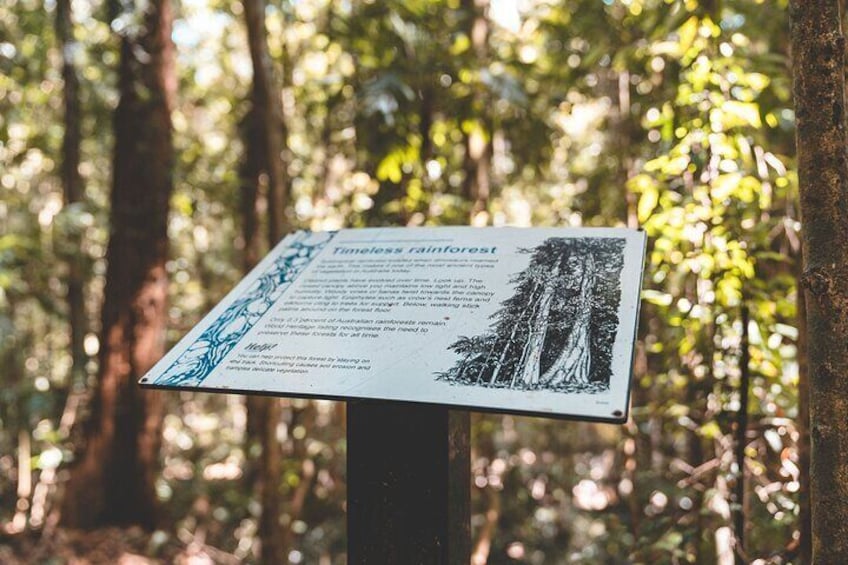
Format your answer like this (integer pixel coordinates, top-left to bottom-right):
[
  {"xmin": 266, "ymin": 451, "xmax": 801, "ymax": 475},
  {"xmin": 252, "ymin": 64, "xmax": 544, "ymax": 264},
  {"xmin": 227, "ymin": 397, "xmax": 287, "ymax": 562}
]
[
  {"xmin": 790, "ymin": 1, "xmax": 848, "ymax": 561},
  {"xmin": 56, "ymin": 0, "xmax": 87, "ymax": 385},
  {"xmin": 60, "ymin": 0, "xmax": 175, "ymax": 530},
  {"xmin": 796, "ymin": 262, "xmax": 812, "ymax": 565}
]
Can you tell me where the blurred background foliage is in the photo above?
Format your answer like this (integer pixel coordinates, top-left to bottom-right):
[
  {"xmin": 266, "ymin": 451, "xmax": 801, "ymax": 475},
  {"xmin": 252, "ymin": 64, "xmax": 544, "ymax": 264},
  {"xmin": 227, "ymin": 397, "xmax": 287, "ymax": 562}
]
[{"xmin": 0, "ymin": 0, "xmax": 804, "ymax": 562}]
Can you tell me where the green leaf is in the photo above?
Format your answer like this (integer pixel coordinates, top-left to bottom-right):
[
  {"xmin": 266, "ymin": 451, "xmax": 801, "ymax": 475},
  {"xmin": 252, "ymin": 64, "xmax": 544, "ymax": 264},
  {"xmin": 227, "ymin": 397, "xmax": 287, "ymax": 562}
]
[
  {"xmin": 642, "ymin": 289, "xmax": 673, "ymax": 306},
  {"xmin": 722, "ymin": 101, "xmax": 762, "ymax": 128},
  {"xmin": 638, "ymin": 185, "xmax": 659, "ymax": 222}
]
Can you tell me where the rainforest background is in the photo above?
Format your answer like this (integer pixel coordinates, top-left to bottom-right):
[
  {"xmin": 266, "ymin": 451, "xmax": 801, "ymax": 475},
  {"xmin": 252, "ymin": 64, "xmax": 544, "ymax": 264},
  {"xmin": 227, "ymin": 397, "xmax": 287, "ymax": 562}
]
[{"xmin": 0, "ymin": 0, "xmax": 814, "ymax": 562}]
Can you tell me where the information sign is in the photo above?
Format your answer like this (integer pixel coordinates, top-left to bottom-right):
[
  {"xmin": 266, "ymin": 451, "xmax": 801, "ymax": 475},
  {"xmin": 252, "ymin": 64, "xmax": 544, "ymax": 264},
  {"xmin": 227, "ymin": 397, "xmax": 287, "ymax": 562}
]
[{"xmin": 140, "ymin": 227, "xmax": 646, "ymax": 422}]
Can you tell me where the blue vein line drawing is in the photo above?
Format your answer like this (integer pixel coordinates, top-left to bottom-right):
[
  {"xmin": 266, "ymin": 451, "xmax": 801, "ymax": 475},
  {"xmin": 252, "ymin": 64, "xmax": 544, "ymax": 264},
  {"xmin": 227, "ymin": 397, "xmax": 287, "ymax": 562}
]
[{"xmin": 152, "ymin": 231, "xmax": 336, "ymax": 387}]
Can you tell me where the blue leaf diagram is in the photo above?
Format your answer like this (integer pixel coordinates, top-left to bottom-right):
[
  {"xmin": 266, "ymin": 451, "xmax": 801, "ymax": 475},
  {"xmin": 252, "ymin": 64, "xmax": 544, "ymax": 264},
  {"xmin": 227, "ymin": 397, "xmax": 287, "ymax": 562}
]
[{"xmin": 152, "ymin": 231, "xmax": 336, "ymax": 387}]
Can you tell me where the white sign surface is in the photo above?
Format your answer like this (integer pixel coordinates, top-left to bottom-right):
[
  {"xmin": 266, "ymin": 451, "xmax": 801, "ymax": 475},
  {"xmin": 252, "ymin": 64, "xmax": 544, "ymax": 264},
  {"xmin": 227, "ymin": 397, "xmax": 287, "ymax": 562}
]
[{"xmin": 141, "ymin": 227, "xmax": 646, "ymax": 422}]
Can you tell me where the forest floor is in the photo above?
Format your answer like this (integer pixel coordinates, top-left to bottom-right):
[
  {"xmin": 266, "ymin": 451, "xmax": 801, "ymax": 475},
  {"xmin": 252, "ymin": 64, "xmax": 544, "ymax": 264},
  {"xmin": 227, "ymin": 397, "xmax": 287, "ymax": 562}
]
[{"xmin": 0, "ymin": 527, "xmax": 235, "ymax": 564}]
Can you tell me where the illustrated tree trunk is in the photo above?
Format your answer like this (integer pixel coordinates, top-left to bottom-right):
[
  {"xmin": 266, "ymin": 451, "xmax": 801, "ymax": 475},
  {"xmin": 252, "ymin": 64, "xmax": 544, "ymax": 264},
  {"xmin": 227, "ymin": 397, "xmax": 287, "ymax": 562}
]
[
  {"xmin": 541, "ymin": 256, "xmax": 595, "ymax": 386},
  {"xmin": 790, "ymin": 1, "xmax": 848, "ymax": 562},
  {"xmin": 241, "ymin": 0, "xmax": 287, "ymax": 561},
  {"xmin": 60, "ymin": 0, "xmax": 174, "ymax": 530},
  {"xmin": 517, "ymin": 264, "xmax": 561, "ymax": 387},
  {"xmin": 510, "ymin": 280, "xmax": 547, "ymax": 387},
  {"xmin": 488, "ymin": 284, "xmax": 539, "ymax": 385},
  {"xmin": 56, "ymin": 0, "xmax": 87, "ymax": 384}
]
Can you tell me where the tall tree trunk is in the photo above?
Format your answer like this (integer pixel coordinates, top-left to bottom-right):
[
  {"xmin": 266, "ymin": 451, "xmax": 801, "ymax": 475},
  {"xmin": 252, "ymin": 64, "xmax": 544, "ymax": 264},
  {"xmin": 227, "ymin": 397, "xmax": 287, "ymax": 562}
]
[
  {"xmin": 541, "ymin": 256, "xmax": 595, "ymax": 386},
  {"xmin": 279, "ymin": 403, "xmax": 318, "ymax": 554},
  {"xmin": 517, "ymin": 264, "xmax": 561, "ymax": 386},
  {"xmin": 242, "ymin": 1, "xmax": 287, "ymax": 561},
  {"xmin": 243, "ymin": 0, "xmax": 289, "ymax": 245},
  {"xmin": 60, "ymin": 0, "xmax": 175, "ymax": 529},
  {"xmin": 790, "ymin": 1, "xmax": 848, "ymax": 561},
  {"xmin": 489, "ymin": 284, "xmax": 539, "ymax": 384},
  {"xmin": 615, "ymin": 69, "xmax": 639, "ymax": 228},
  {"xmin": 510, "ymin": 282, "xmax": 547, "ymax": 388},
  {"xmin": 240, "ymin": 90, "xmax": 285, "ymax": 564},
  {"xmin": 253, "ymin": 396, "xmax": 283, "ymax": 563},
  {"xmin": 56, "ymin": 0, "xmax": 87, "ymax": 385},
  {"xmin": 461, "ymin": 0, "xmax": 491, "ymax": 222},
  {"xmin": 238, "ymin": 107, "xmax": 262, "ymax": 272}
]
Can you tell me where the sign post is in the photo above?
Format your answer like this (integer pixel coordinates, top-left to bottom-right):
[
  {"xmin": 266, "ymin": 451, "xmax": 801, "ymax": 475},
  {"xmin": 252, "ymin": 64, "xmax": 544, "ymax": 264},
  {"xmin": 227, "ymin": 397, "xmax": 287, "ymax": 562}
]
[
  {"xmin": 347, "ymin": 402, "xmax": 469, "ymax": 563},
  {"xmin": 139, "ymin": 226, "xmax": 646, "ymax": 561}
]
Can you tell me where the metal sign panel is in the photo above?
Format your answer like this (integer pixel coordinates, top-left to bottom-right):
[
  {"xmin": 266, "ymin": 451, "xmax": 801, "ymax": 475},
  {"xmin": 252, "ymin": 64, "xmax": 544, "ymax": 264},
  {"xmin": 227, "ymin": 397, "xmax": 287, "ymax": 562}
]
[{"xmin": 140, "ymin": 227, "xmax": 646, "ymax": 422}]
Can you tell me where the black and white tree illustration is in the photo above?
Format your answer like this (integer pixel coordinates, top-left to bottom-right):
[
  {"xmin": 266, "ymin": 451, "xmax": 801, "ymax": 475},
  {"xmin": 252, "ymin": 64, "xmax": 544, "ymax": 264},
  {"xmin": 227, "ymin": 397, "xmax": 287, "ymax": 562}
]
[{"xmin": 437, "ymin": 237, "xmax": 626, "ymax": 393}]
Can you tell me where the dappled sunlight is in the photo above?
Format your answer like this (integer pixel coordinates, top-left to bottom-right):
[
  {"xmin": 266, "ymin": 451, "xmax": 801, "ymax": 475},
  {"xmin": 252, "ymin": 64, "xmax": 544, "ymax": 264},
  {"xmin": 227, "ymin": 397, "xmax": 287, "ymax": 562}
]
[{"xmin": 572, "ymin": 480, "xmax": 614, "ymax": 511}]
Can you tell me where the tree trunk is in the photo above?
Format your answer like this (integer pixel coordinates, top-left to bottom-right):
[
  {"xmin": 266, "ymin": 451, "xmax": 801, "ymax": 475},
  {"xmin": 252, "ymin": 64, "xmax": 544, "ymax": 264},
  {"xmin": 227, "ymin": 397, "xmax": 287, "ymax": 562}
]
[
  {"xmin": 541, "ymin": 256, "xmax": 595, "ymax": 386},
  {"xmin": 510, "ymin": 281, "xmax": 547, "ymax": 388},
  {"xmin": 243, "ymin": 0, "xmax": 289, "ymax": 245},
  {"xmin": 60, "ymin": 0, "xmax": 175, "ymax": 530},
  {"xmin": 252, "ymin": 396, "xmax": 283, "ymax": 563},
  {"xmin": 489, "ymin": 285, "xmax": 538, "ymax": 385},
  {"xmin": 238, "ymin": 104, "xmax": 263, "ymax": 272},
  {"xmin": 56, "ymin": 0, "xmax": 87, "ymax": 385},
  {"xmin": 461, "ymin": 0, "xmax": 492, "ymax": 222},
  {"xmin": 517, "ymin": 264, "xmax": 560, "ymax": 387},
  {"xmin": 615, "ymin": 69, "xmax": 639, "ymax": 229},
  {"xmin": 241, "ymin": 1, "xmax": 288, "ymax": 561},
  {"xmin": 790, "ymin": 1, "xmax": 848, "ymax": 561}
]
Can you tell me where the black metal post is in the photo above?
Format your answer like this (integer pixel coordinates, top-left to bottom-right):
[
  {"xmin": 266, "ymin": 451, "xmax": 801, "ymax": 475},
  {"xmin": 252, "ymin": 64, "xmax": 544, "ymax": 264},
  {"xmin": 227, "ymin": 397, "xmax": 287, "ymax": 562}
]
[{"xmin": 347, "ymin": 401, "xmax": 470, "ymax": 564}]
